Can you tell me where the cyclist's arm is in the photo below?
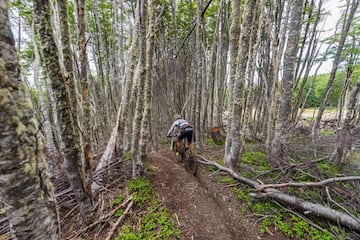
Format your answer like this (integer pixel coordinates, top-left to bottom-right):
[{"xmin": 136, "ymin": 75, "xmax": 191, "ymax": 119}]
[{"xmin": 167, "ymin": 121, "xmax": 177, "ymax": 136}]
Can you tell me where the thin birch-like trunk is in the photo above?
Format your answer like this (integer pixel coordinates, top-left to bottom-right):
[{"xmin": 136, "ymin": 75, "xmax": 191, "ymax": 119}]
[
  {"xmin": 224, "ymin": 0, "xmax": 241, "ymax": 158},
  {"xmin": 194, "ymin": 0, "xmax": 204, "ymax": 147},
  {"xmin": 0, "ymin": 3, "xmax": 60, "ymax": 238},
  {"xmin": 242, "ymin": 0, "xmax": 263, "ymax": 136},
  {"xmin": 265, "ymin": 1, "xmax": 289, "ymax": 158},
  {"xmin": 332, "ymin": 78, "xmax": 360, "ymax": 164},
  {"xmin": 117, "ymin": 2, "xmax": 140, "ymax": 153},
  {"xmin": 139, "ymin": 0, "xmax": 156, "ymax": 161},
  {"xmin": 31, "ymin": 20, "xmax": 57, "ymax": 173},
  {"xmin": 271, "ymin": 0, "xmax": 304, "ymax": 161},
  {"xmin": 131, "ymin": 0, "xmax": 147, "ymax": 177},
  {"xmin": 75, "ymin": 0, "xmax": 93, "ymax": 203},
  {"xmin": 311, "ymin": 0, "xmax": 359, "ymax": 136},
  {"xmin": 225, "ymin": 0, "xmax": 257, "ymax": 168},
  {"xmin": 33, "ymin": 0, "xmax": 92, "ymax": 220}
]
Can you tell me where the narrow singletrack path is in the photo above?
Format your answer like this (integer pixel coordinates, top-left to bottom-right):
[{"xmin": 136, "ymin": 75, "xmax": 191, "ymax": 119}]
[{"xmin": 148, "ymin": 151, "xmax": 287, "ymax": 240}]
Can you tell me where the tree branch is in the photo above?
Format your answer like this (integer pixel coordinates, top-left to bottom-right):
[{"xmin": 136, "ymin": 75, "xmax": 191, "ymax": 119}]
[
  {"xmin": 196, "ymin": 155, "xmax": 360, "ymax": 232},
  {"xmin": 255, "ymin": 176, "xmax": 360, "ymax": 191}
]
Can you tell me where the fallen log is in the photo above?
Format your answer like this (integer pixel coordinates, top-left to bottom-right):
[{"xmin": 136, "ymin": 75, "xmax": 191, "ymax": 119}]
[{"xmin": 196, "ymin": 155, "xmax": 360, "ymax": 232}]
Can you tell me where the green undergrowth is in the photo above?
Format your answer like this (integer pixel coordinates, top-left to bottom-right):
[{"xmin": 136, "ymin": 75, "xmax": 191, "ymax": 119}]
[
  {"xmin": 231, "ymin": 186, "xmax": 345, "ymax": 239},
  {"xmin": 212, "ymin": 147, "xmax": 354, "ymax": 239},
  {"xmin": 205, "ymin": 138, "xmax": 224, "ymax": 146},
  {"xmin": 115, "ymin": 177, "xmax": 180, "ymax": 239}
]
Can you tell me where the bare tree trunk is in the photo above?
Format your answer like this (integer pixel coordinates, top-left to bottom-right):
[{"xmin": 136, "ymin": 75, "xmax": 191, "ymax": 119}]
[
  {"xmin": 271, "ymin": 0, "xmax": 304, "ymax": 161},
  {"xmin": 224, "ymin": 0, "xmax": 241, "ymax": 158},
  {"xmin": 33, "ymin": 0, "xmax": 92, "ymax": 220},
  {"xmin": 0, "ymin": 3, "xmax": 60, "ymax": 238},
  {"xmin": 75, "ymin": 0, "xmax": 93, "ymax": 203},
  {"xmin": 194, "ymin": 0, "xmax": 204, "ymax": 147},
  {"xmin": 225, "ymin": 0, "xmax": 257, "ymax": 168},
  {"xmin": 215, "ymin": 1, "xmax": 228, "ymax": 128},
  {"xmin": 336, "ymin": 39, "xmax": 356, "ymax": 126},
  {"xmin": 311, "ymin": 0, "xmax": 359, "ymax": 136},
  {"xmin": 242, "ymin": 0, "xmax": 262, "ymax": 136},
  {"xmin": 292, "ymin": 0, "xmax": 322, "ymax": 122},
  {"xmin": 139, "ymin": 0, "xmax": 156, "ymax": 161},
  {"xmin": 31, "ymin": 20, "xmax": 57, "ymax": 174},
  {"xmin": 57, "ymin": 0, "xmax": 80, "ymax": 125},
  {"xmin": 265, "ymin": 0, "xmax": 289, "ymax": 159},
  {"xmin": 91, "ymin": 0, "xmax": 110, "ymax": 131},
  {"xmin": 332, "ymin": 77, "xmax": 360, "ymax": 164},
  {"xmin": 131, "ymin": 0, "xmax": 147, "ymax": 177},
  {"xmin": 117, "ymin": 2, "xmax": 140, "ymax": 153}
]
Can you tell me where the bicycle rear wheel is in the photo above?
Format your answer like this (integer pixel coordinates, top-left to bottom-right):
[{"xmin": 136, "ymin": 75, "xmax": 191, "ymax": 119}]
[{"xmin": 184, "ymin": 148, "xmax": 197, "ymax": 175}]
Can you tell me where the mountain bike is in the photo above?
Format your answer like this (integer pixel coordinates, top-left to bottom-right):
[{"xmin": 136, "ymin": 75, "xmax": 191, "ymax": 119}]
[{"xmin": 169, "ymin": 136, "xmax": 197, "ymax": 175}]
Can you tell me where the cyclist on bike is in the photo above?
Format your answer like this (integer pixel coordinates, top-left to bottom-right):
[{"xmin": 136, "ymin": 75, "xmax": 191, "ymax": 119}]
[{"xmin": 166, "ymin": 114, "xmax": 194, "ymax": 156}]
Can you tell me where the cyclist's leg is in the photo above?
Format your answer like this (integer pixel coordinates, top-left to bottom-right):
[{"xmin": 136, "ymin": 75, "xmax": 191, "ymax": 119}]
[
  {"xmin": 186, "ymin": 129, "xmax": 194, "ymax": 152},
  {"xmin": 176, "ymin": 131, "xmax": 186, "ymax": 152}
]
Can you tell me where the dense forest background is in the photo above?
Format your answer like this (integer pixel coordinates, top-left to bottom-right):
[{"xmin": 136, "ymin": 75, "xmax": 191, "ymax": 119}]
[{"xmin": 1, "ymin": 0, "xmax": 360, "ymax": 239}]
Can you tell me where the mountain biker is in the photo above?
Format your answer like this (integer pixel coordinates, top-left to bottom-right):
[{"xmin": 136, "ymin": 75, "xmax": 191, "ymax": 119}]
[{"xmin": 166, "ymin": 114, "xmax": 194, "ymax": 156}]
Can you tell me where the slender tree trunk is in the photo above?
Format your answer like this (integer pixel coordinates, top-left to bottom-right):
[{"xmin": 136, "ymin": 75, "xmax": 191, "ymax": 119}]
[
  {"xmin": 271, "ymin": 0, "xmax": 304, "ymax": 161},
  {"xmin": 33, "ymin": 0, "xmax": 92, "ymax": 220},
  {"xmin": 31, "ymin": 20, "xmax": 57, "ymax": 174},
  {"xmin": 311, "ymin": 0, "xmax": 359, "ymax": 136},
  {"xmin": 194, "ymin": 0, "xmax": 204, "ymax": 147},
  {"xmin": 117, "ymin": 2, "xmax": 140, "ymax": 153},
  {"xmin": 265, "ymin": 0, "xmax": 289, "ymax": 157},
  {"xmin": 224, "ymin": 0, "xmax": 241, "ymax": 158},
  {"xmin": 332, "ymin": 77, "xmax": 360, "ymax": 164},
  {"xmin": 75, "ymin": 0, "xmax": 93, "ymax": 203},
  {"xmin": 242, "ymin": 0, "xmax": 262, "ymax": 136},
  {"xmin": 139, "ymin": 0, "xmax": 156, "ymax": 161},
  {"xmin": 0, "ymin": 3, "xmax": 60, "ymax": 238},
  {"xmin": 57, "ymin": 0, "xmax": 80, "ymax": 125},
  {"xmin": 225, "ymin": 0, "xmax": 257, "ymax": 168},
  {"xmin": 131, "ymin": 0, "xmax": 147, "ymax": 177},
  {"xmin": 91, "ymin": 0, "xmax": 110, "ymax": 131}
]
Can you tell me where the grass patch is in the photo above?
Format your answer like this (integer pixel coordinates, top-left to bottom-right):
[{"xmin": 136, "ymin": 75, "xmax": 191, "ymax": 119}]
[
  {"xmin": 124, "ymin": 151, "xmax": 131, "ymax": 162},
  {"xmin": 242, "ymin": 150, "xmax": 270, "ymax": 171},
  {"xmin": 205, "ymin": 138, "xmax": 224, "ymax": 146},
  {"xmin": 317, "ymin": 162, "xmax": 340, "ymax": 177},
  {"xmin": 116, "ymin": 177, "xmax": 180, "ymax": 239},
  {"xmin": 216, "ymin": 176, "xmax": 236, "ymax": 184},
  {"xmin": 318, "ymin": 130, "xmax": 335, "ymax": 136}
]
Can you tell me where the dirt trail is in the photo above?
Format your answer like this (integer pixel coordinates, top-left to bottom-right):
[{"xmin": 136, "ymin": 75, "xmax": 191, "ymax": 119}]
[{"xmin": 148, "ymin": 151, "xmax": 286, "ymax": 240}]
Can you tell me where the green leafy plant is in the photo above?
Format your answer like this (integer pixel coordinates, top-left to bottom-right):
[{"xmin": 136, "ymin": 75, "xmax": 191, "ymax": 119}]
[
  {"xmin": 116, "ymin": 177, "xmax": 180, "ymax": 239},
  {"xmin": 124, "ymin": 151, "xmax": 132, "ymax": 162},
  {"xmin": 317, "ymin": 162, "xmax": 339, "ymax": 177},
  {"xmin": 217, "ymin": 176, "xmax": 236, "ymax": 184},
  {"xmin": 112, "ymin": 194, "xmax": 126, "ymax": 206},
  {"xmin": 114, "ymin": 209, "xmax": 124, "ymax": 218},
  {"xmin": 242, "ymin": 150, "xmax": 270, "ymax": 171},
  {"xmin": 205, "ymin": 138, "xmax": 217, "ymax": 146},
  {"xmin": 128, "ymin": 177, "xmax": 156, "ymax": 207}
]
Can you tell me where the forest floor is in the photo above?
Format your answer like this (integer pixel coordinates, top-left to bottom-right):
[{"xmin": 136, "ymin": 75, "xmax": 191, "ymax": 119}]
[
  {"xmin": 56, "ymin": 135, "xmax": 360, "ymax": 240},
  {"xmin": 147, "ymin": 149, "xmax": 289, "ymax": 240},
  {"xmin": 57, "ymin": 145, "xmax": 290, "ymax": 240}
]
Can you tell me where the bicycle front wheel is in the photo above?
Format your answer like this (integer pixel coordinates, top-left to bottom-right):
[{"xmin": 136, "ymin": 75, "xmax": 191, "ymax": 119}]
[{"xmin": 184, "ymin": 149, "xmax": 197, "ymax": 175}]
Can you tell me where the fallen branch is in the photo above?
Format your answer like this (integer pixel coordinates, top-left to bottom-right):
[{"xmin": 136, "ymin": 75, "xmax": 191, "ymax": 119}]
[
  {"xmin": 196, "ymin": 155, "xmax": 360, "ymax": 232},
  {"xmin": 65, "ymin": 196, "xmax": 132, "ymax": 239},
  {"xmin": 92, "ymin": 106, "xmax": 122, "ymax": 192},
  {"xmin": 105, "ymin": 201, "xmax": 134, "ymax": 240},
  {"xmin": 256, "ymin": 176, "xmax": 360, "ymax": 191}
]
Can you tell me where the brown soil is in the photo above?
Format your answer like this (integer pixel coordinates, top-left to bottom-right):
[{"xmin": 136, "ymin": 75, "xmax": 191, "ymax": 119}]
[{"xmin": 148, "ymin": 150, "xmax": 288, "ymax": 240}]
